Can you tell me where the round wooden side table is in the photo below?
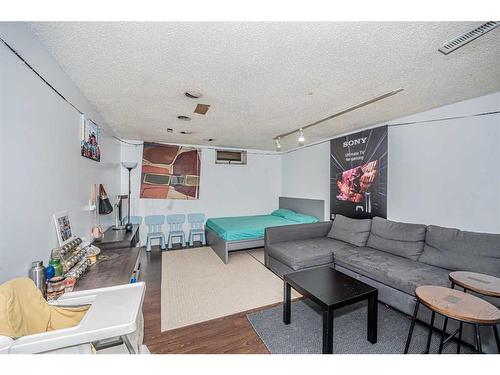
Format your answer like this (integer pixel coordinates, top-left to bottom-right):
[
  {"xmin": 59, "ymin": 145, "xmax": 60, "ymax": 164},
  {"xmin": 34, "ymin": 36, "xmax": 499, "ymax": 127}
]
[
  {"xmin": 446, "ymin": 271, "xmax": 500, "ymax": 353},
  {"xmin": 404, "ymin": 285, "xmax": 500, "ymax": 354},
  {"xmin": 449, "ymin": 271, "xmax": 500, "ymax": 297}
]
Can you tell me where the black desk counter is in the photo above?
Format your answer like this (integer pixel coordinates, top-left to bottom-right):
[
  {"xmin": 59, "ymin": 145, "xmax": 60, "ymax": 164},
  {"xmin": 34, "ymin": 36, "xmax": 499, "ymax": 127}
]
[
  {"xmin": 73, "ymin": 247, "xmax": 141, "ymax": 292},
  {"xmin": 75, "ymin": 225, "xmax": 142, "ymax": 292},
  {"xmin": 92, "ymin": 225, "xmax": 140, "ymax": 250}
]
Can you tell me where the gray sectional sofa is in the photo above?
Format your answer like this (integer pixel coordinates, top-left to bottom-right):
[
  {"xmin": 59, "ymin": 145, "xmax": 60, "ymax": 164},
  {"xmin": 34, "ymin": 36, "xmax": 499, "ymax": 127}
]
[{"xmin": 264, "ymin": 215, "xmax": 500, "ymax": 353}]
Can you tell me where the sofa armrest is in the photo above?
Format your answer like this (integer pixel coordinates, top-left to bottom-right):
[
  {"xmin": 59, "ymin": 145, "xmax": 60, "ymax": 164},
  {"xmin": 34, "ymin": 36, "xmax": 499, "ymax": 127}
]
[{"xmin": 265, "ymin": 221, "xmax": 332, "ymax": 246}]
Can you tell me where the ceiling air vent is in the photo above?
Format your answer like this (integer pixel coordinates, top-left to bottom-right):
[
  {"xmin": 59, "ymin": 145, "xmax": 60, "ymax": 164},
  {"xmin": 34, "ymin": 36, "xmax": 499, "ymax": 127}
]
[
  {"xmin": 438, "ymin": 21, "xmax": 500, "ymax": 55},
  {"xmin": 194, "ymin": 104, "xmax": 210, "ymax": 115}
]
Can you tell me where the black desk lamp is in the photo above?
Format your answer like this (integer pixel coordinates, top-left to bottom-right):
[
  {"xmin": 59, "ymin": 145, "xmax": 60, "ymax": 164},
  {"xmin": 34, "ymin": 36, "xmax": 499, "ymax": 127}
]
[{"xmin": 121, "ymin": 161, "xmax": 138, "ymax": 232}]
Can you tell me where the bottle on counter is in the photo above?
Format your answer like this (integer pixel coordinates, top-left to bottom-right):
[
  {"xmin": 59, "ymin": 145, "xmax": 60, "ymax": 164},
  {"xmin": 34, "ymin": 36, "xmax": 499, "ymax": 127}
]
[
  {"xmin": 29, "ymin": 261, "xmax": 46, "ymax": 298},
  {"xmin": 45, "ymin": 265, "xmax": 55, "ymax": 280},
  {"xmin": 49, "ymin": 257, "xmax": 64, "ymax": 277}
]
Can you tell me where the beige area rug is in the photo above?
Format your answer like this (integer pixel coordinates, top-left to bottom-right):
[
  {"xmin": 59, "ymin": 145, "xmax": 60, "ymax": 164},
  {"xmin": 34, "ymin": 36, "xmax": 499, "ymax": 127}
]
[
  {"xmin": 161, "ymin": 247, "xmax": 298, "ymax": 331},
  {"xmin": 246, "ymin": 248, "xmax": 266, "ymax": 264}
]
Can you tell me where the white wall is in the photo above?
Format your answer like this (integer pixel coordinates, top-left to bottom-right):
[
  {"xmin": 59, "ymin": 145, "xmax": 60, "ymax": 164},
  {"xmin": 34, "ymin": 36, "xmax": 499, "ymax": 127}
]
[
  {"xmin": 0, "ymin": 24, "xmax": 121, "ymax": 283},
  {"xmin": 281, "ymin": 92, "xmax": 500, "ymax": 233},
  {"xmin": 0, "ymin": 23, "xmax": 109, "ymax": 126},
  {"xmin": 281, "ymin": 142, "xmax": 331, "ymax": 220},
  {"xmin": 387, "ymin": 93, "xmax": 500, "ymax": 232},
  {"xmin": 120, "ymin": 143, "xmax": 282, "ymax": 244}
]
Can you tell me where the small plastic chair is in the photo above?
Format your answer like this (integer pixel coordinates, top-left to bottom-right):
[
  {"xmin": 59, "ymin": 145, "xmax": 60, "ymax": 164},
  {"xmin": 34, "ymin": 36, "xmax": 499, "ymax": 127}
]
[
  {"xmin": 166, "ymin": 214, "xmax": 186, "ymax": 249},
  {"xmin": 187, "ymin": 213, "xmax": 206, "ymax": 247},
  {"xmin": 144, "ymin": 215, "xmax": 166, "ymax": 252},
  {"xmin": 121, "ymin": 216, "xmax": 143, "ymax": 226}
]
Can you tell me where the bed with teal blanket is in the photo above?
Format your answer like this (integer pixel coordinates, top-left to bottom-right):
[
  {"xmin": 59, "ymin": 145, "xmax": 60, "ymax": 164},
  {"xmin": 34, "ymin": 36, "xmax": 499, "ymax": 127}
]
[
  {"xmin": 206, "ymin": 211, "xmax": 318, "ymax": 241},
  {"xmin": 206, "ymin": 197, "xmax": 324, "ymax": 264}
]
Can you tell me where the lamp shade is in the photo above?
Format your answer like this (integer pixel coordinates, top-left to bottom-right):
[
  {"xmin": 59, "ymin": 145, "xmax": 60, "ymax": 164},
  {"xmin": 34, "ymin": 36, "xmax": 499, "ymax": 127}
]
[{"xmin": 121, "ymin": 162, "xmax": 138, "ymax": 170}]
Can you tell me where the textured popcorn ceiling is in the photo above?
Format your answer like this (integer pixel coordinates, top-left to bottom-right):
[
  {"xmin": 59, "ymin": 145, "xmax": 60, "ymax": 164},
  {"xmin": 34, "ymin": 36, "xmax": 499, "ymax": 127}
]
[{"xmin": 30, "ymin": 22, "xmax": 500, "ymax": 150}]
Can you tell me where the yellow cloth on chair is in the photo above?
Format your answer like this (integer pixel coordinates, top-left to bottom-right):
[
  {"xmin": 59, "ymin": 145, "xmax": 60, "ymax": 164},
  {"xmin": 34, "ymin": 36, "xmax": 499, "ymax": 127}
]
[{"xmin": 0, "ymin": 278, "xmax": 89, "ymax": 338}]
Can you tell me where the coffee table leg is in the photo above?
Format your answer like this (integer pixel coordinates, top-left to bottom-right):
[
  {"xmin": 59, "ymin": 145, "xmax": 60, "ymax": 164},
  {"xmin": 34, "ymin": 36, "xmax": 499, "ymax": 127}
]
[
  {"xmin": 367, "ymin": 292, "xmax": 378, "ymax": 344},
  {"xmin": 322, "ymin": 309, "xmax": 334, "ymax": 354},
  {"xmin": 283, "ymin": 281, "xmax": 291, "ymax": 325}
]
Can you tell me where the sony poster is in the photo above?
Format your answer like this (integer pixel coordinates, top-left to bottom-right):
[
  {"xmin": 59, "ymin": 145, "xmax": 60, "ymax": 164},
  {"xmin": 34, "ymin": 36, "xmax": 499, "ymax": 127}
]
[{"xmin": 330, "ymin": 126, "xmax": 387, "ymax": 219}]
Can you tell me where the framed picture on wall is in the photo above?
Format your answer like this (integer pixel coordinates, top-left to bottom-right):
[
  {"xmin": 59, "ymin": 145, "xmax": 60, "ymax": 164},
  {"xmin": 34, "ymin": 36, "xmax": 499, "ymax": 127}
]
[
  {"xmin": 80, "ymin": 116, "xmax": 101, "ymax": 162},
  {"xmin": 53, "ymin": 211, "xmax": 74, "ymax": 245},
  {"xmin": 140, "ymin": 142, "xmax": 201, "ymax": 199}
]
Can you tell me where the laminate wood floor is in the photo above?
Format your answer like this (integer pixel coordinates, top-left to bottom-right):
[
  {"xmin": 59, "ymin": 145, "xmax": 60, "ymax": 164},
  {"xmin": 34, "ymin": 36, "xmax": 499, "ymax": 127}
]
[{"xmin": 141, "ymin": 246, "xmax": 274, "ymax": 354}]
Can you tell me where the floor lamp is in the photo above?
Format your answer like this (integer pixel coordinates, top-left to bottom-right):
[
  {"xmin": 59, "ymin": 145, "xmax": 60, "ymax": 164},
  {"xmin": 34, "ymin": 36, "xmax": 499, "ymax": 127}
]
[{"xmin": 121, "ymin": 162, "xmax": 138, "ymax": 232}]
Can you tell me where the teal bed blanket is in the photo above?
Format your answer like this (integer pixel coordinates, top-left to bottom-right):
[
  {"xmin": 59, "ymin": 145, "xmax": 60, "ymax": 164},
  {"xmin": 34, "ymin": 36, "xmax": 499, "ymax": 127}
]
[{"xmin": 206, "ymin": 209, "xmax": 319, "ymax": 241}]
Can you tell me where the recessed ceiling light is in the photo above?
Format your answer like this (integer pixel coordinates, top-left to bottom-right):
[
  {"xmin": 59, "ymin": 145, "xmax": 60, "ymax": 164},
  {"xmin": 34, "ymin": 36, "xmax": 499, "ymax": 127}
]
[
  {"xmin": 166, "ymin": 128, "xmax": 173, "ymax": 133},
  {"xmin": 177, "ymin": 115, "xmax": 191, "ymax": 121},
  {"xmin": 185, "ymin": 91, "xmax": 202, "ymax": 99},
  {"xmin": 180, "ymin": 130, "xmax": 193, "ymax": 135}
]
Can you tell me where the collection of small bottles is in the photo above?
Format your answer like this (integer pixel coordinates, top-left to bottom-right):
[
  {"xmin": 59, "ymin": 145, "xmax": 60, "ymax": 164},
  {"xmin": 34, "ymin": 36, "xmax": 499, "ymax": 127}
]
[
  {"xmin": 65, "ymin": 258, "xmax": 91, "ymax": 279},
  {"xmin": 51, "ymin": 237, "xmax": 89, "ymax": 276},
  {"xmin": 46, "ymin": 237, "xmax": 92, "ymax": 300}
]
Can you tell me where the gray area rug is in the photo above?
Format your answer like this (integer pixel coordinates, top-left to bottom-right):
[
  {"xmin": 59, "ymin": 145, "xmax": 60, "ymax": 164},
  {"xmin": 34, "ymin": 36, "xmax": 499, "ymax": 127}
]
[{"xmin": 247, "ymin": 300, "xmax": 472, "ymax": 354}]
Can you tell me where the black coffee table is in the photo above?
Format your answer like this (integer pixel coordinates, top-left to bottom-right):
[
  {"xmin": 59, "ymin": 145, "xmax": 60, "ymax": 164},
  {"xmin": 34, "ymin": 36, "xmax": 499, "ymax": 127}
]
[{"xmin": 283, "ymin": 266, "xmax": 378, "ymax": 354}]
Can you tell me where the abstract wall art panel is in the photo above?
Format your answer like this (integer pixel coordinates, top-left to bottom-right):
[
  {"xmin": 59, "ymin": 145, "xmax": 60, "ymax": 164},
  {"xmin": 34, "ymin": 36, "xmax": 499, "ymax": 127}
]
[
  {"xmin": 330, "ymin": 126, "xmax": 387, "ymax": 219},
  {"xmin": 140, "ymin": 142, "xmax": 201, "ymax": 199}
]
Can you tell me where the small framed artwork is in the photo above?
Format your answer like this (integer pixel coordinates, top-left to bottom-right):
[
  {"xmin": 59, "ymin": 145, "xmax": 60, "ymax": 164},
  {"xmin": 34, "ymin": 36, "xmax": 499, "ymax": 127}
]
[
  {"xmin": 53, "ymin": 211, "xmax": 74, "ymax": 245},
  {"xmin": 80, "ymin": 116, "xmax": 101, "ymax": 162}
]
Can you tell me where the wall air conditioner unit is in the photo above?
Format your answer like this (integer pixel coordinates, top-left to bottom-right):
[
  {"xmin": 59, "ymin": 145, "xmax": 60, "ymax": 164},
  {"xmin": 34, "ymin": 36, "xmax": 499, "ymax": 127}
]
[{"xmin": 215, "ymin": 150, "xmax": 247, "ymax": 165}]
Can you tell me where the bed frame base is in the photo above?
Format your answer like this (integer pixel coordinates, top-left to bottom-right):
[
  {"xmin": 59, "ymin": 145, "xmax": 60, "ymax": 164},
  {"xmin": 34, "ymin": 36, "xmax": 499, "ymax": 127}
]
[{"xmin": 206, "ymin": 227, "xmax": 263, "ymax": 264}]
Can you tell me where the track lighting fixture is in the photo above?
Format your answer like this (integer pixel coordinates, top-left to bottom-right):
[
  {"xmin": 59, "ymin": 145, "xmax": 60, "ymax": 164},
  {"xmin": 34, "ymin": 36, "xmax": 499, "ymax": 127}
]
[
  {"xmin": 272, "ymin": 88, "xmax": 404, "ymax": 150},
  {"xmin": 298, "ymin": 129, "xmax": 305, "ymax": 145},
  {"xmin": 275, "ymin": 137, "xmax": 281, "ymax": 151}
]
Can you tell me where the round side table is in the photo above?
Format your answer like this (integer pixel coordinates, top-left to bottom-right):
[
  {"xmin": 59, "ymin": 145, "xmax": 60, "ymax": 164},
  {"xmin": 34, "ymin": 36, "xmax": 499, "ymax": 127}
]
[
  {"xmin": 449, "ymin": 271, "xmax": 500, "ymax": 297},
  {"xmin": 446, "ymin": 271, "xmax": 500, "ymax": 353},
  {"xmin": 404, "ymin": 285, "xmax": 500, "ymax": 354}
]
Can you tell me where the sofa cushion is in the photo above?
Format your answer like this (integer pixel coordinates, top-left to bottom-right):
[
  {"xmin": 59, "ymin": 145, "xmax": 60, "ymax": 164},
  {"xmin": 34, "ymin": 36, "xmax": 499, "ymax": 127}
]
[
  {"xmin": 333, "ymin": 246, "xmax": 450, "ymax": 295},
  {"xmin": 366, "ymin": 217, "xmax": 426, "ymax": 260},
  {"xmin": 419, "ymin": 225, "xmax": 500, "ymax": 277},
  {"xmin": 327, "ymin": 215, "xmax": 372, "ymax": 247},
  {"xmin": 267, "ymin": 237, "xmax": 354, "ymax": 271}
]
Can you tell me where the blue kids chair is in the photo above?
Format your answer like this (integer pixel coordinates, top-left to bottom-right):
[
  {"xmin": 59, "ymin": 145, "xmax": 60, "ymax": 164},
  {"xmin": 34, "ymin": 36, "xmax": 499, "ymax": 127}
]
[
  {"xmin": 121, "ymin": 215, "xmax": 143, "ymax": 226},
  {"xmin": 166, "ymin": 214, "xmax": 186, "ymax": 250},
  {"xmin": 144, "ymin": 215, "xmax": 166, "ymax": 251},
  {"xmin": 187, "ymin": 213, "xmax": 206, "ymax": 247}
]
